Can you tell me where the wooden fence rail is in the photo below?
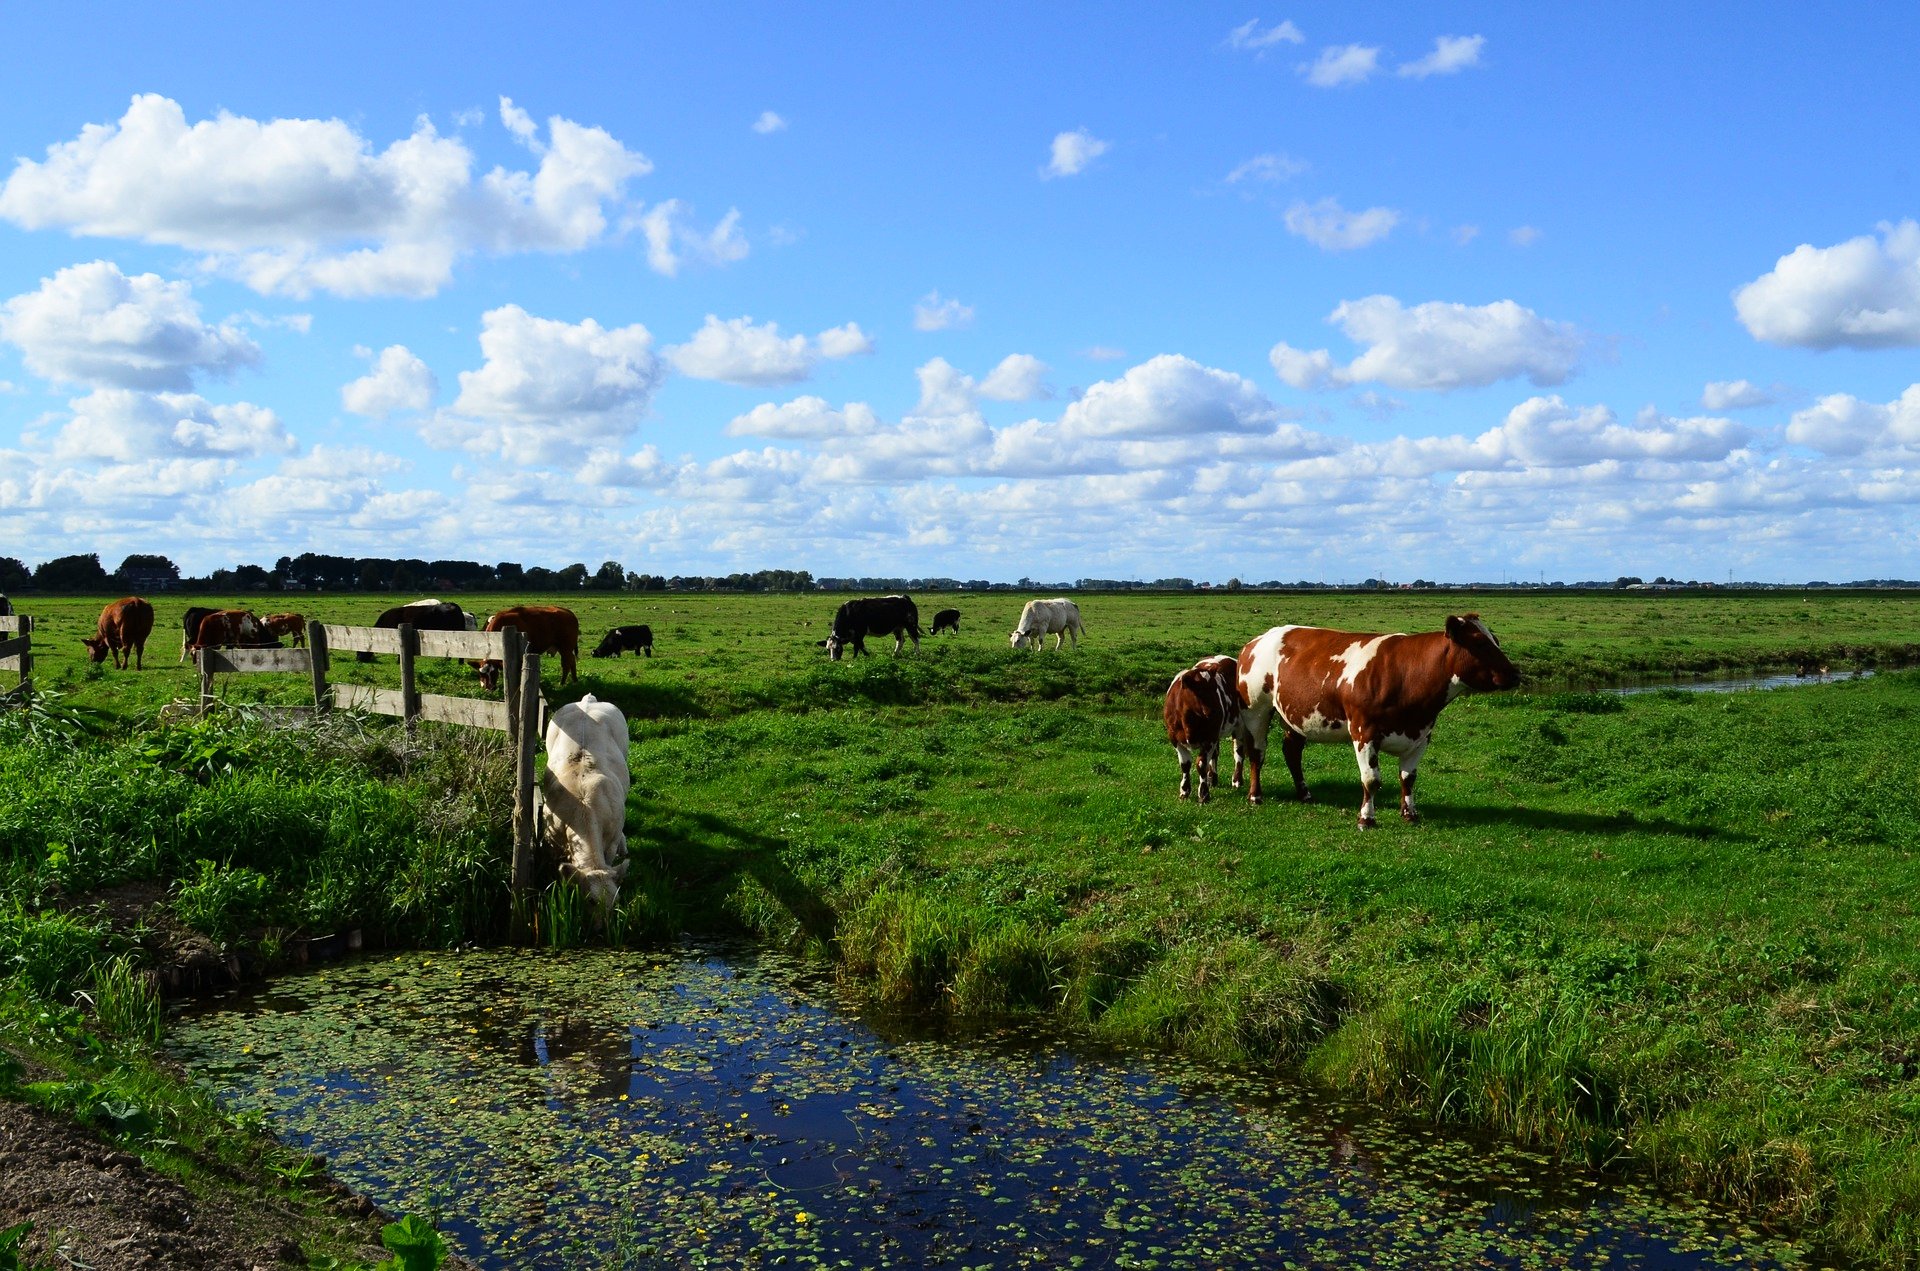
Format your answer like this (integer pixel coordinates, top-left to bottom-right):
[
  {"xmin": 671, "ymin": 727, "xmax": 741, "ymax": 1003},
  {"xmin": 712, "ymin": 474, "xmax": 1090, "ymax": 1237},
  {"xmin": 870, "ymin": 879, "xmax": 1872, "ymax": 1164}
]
[
  {"xmin": 195, "ymin": 619, "xmax": 546, "ymax": 893},
  {"xmin": 0, "ymin": 615, "xmax": 31, "ymax": 705}
]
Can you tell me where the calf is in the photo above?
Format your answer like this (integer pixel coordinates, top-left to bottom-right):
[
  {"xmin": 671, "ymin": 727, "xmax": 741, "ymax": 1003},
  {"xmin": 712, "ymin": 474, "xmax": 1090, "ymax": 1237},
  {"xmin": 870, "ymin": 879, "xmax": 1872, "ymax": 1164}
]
[
  {"xmin": 82, "ymin": 597, "xmax": 156, "ymax": 670},
  {"xmin": 540, "ymin": 693, "xmax": 631, "ymax": 920},
  {"xmin": 1163, "ymin": 655, "xmax": 1242, "ymax": 803},
  {"xmin": 179, "ymin": 605, "xmax": 218, "ymax": 662},
  {"xmin": 1009, "ymin": 598, "xmax": 1084, "ymax": 651},
  {"xmin": 261, "ymin": 612, "xmax": 307, "ymax": 647},
  {"xmin": 477, "ymin": 605, "xmax": 580, "ymax": 690},
  {"xmin": 931, "ymin": 608, "xmax": 961, "ymax": 636},
  {"xmin": 190, "ymin": 609, "xmax": 275, "ymax": 655},
  {"xmin": 823, "ymin": 595, "xmax": 920, "ymax": 660},
  {"xmin": 1235, "ymin": 615, "xmax": 1518, "ymax": 829},
  {"xmin": 590, "ymin": 625, "xmax": 654, "ymax": 658}
]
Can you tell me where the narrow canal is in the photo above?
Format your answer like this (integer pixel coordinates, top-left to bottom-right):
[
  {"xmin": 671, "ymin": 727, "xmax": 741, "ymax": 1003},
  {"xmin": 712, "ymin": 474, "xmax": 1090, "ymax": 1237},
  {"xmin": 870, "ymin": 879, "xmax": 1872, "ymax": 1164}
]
[{"xmin": 167, "ymin": 945, "xmax": 1822, "ymax": 1269}]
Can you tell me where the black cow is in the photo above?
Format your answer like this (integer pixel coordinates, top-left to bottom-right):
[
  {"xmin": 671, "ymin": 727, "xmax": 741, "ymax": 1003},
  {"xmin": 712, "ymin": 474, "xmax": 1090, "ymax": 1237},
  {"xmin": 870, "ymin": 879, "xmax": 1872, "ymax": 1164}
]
[
  {"xmin": 931, "ymin": 608, "xmax": 960, "ymax": 636},
  {"xmin": 823, "ymin": 595, "xmax": 921, "ymax": 660},
  {"xmin": 357, "ymin": 599, "xmax": 472, "ymax": 663},
  {"xmin": 0, "ymin": 594, "xmax": 11, "ymax": 618},
  {"xmin": 179, "ymin": 605, "xmax": 218, "ymax": 663},
  {"xmin": 591, "ymin": 625, "xmax": 654, "ymax": 658}
]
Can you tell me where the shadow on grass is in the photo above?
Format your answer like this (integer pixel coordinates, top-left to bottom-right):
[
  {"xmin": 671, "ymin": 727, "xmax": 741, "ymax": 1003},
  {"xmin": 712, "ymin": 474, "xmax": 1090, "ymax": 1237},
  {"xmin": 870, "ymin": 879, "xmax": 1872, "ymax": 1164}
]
[
  {"xmin": 1283, "ymin": 779, "xmax": 1741, "ymax": 843},
  {"xmin": 627, "ymin": 803, "xmax": 837, "ymax": 946}
]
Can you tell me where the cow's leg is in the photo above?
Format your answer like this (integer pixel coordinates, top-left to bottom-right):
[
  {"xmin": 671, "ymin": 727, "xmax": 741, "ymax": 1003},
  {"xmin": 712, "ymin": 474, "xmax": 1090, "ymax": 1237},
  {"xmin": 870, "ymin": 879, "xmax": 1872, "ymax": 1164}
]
[
  {"xmin": 1397, "ymin": 738, "xmax": 1430, "ymax": 823},
  {"xmin": 1175, "ymin": 744, "xmax": 1193, "ymax": 800},
  {"xmin": 1351, "ymin": 736, "xmax": 1382, "ymax": 829},
  {"xmin": 893, "ymin": 629, "xmax": 905, "ymax": 655},
  {"xmin": 1239, "ymin": 708, "xmax": 1270, "ymax": 803},
  {"xmin": 1282, "ymin": 730, "xmax": 1311, "ymax": 802},
  {"xmin": 135, "ymin": 640, "xmax": 145, "ymax": 670},
  {"xmin": 1197, "ymin": 738, "xmax": 1217, "ymax": 803}
]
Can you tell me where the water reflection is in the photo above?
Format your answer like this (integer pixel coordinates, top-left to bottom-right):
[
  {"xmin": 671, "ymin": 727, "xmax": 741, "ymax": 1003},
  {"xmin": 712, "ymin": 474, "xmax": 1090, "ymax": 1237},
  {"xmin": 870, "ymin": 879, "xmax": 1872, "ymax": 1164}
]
[{"xmin": 168, "ymin": 947, "xmax": 1821, "ymax": 1270}]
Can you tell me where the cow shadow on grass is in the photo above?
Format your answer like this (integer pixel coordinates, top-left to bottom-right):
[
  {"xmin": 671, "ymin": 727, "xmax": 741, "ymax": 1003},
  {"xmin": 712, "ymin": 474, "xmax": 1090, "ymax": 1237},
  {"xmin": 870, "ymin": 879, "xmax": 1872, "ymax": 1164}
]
[
  {"xmin": 624, "ymin": 801, "xmax": 837, "ymax": 947},
  {"xmin": 1298, "ymin": 781, "xmax": 1746, "ymax": 844}
]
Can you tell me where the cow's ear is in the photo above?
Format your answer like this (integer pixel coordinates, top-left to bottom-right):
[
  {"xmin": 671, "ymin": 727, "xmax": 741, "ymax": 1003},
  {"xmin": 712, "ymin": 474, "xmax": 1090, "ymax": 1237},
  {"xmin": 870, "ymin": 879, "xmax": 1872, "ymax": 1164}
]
[{"xmin": 1444, "ymin": 615, "xmax": 1470, "ymax": 643}]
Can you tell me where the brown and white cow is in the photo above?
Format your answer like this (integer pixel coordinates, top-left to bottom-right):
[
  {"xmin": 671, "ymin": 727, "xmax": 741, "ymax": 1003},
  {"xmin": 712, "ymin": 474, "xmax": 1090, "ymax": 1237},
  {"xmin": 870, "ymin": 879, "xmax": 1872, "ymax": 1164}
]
[
  {"xmin": 476, "ymin": 605, "xmax": 580, "ymax": 690},
  {"xmin": 81, "ymin": 597, "xmax": 155, "ymax": 670},
  {"xmin": 1163, "ymin": 655, "xmax": 1242, "ymax": 803},
  {"xmin": 1234, "ymin": 615, "xmax": 1518, "ymax": 828},
  {"xmin": 189, "ymin": 609, "xmax": 274, "ymax": 656},
  {"xmin": 261, "ymin": 612, "xmax": 307, "ymax": 647}
]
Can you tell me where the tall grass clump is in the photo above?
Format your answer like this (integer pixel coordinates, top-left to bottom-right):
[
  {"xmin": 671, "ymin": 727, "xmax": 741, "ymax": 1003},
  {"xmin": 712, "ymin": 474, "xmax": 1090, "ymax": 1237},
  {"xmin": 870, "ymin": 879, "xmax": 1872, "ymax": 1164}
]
[{"xmin": 87, "ymin": 955, "xmax": 163, "ymax": 1044}]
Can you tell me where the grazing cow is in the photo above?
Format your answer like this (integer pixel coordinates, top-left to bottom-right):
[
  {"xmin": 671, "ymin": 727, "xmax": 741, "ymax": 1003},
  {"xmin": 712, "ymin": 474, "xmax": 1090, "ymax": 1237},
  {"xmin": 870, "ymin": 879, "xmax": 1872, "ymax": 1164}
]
[
  {"xmin": 82, "ymin": 597, "xmax": 156, "ymax": 670},
  {"xmin": 1234, "ymin": 615, "xmax": 1519, "ymax": 829},
  {"xmin": 1009, "ymin": 598, "xmax": 1085, "ymax": 651},
  {"xmin": 476, "ymin": 605, "xmax": 580, "ymax": 690},
  {"xmin": 357, "ymin": 598, "xmax": 471, "ymax": 663},
  {"xmin": 540, "ymin": 694, "xmax": 631, "ymax": 920},
  {"xmin": 1163, "ymin": 655, "xmax": 1242, "ymax": 803},
  {"xmin": 931, "ymin": 608, "xmax": 961, "ymax": 636},
  {"xmin": 179, "ymin": 605, "xmax": 218, "ymax": 662},
  {"xmin": 261, "ymin": 612, "xmax": 307, "ymax": 647},
  {"xmin": 0, "ymin": 595, "xmax": 11, "ymax": 617},
  {"xmin": 190, "ymin": 609, "xmax": 275, "ymax": 655},
  {"xmin": 822, "ymin": 595, "xmax": 921, "ymax": 660},
  {"xmin": 590, "ymin": 625, "xmax": 654, "ymax": 658}
]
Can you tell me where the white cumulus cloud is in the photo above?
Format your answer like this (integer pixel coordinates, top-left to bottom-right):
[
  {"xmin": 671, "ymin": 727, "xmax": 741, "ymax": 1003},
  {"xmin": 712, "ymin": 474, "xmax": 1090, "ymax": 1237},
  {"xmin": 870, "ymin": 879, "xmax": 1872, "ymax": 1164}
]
[
  {"xmin": 1398, "ymin": 35, "xmax": 1485, "ymax": 78},
  {"xmin": 54, "ymin": 388, "xmax": 294, "ymax": 462},
  {"xmin": 726, "ymin": 397, "xmax": 882, "ymax": 440},
  {"xmin": 637, "ymin": 200, "xmax": 749, "ymax": 277},
  {"xmin": 752, "ymin": 111, "xmax": 788, "ymax": 135},
  {"xmin": 1700, "ymin": 379, "xmax": 1773, "ymax": 411},
  {"xmin": 1226, "ymin": 18, "xmax": 1305, "ymax": 51},
  {"xmin": 1734, "ymin": 220, "xmax": 1920, "ymax": 349},
  {"xmin": 342, "ymin": 345, "xmax": 437, "ymax": 418},
  {"xmin": 1226, "ymin": 152, "xmax": 1309, "ymax": 184},
  {"xmin": 1301, "ymin": 44, "xmax": 1380, "ymax": 87},
  {"xmin": 913, "ymin": 291, "xmax": 974, "ymax": 332},
  {"xmin": 1270, "ymin": 296, "xmax": 1582, "ymax": 392},
  {"xmin": 1786, "ymin": 385, "xmax": 1920, "ymax": 456},
  {"xmin": 979, "ymin": 354, "xmax": 1052, "ymax": 401},
  {"xmin": 437, "ymin": 305, "xmax": 661, "ymax": 462},
  {"xmin": 1044, "ymin": 129, "xmax": 1110, "ymax": 178},
  {"xmin": 0, "ymin": 94, "xmax": 655, "ymax": 298},
  {"xmin": 666, "ymin": 315, "xmax": 872, "ymax": 386},
  {"xmin": 0, "ymin": 261, "xmax": 258, "ymax": 390},
  {"xmin": 1282, "ymin": 198, "xmax": 1399, "ymax": 251}
]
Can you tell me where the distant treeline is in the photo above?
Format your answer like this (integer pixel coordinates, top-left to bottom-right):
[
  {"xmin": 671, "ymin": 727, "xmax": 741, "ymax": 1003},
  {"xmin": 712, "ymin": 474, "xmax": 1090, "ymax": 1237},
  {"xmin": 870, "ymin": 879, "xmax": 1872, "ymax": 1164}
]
[{"xmin": 3, "ymin": 553, "xmax": 1917, "ymax": 596}]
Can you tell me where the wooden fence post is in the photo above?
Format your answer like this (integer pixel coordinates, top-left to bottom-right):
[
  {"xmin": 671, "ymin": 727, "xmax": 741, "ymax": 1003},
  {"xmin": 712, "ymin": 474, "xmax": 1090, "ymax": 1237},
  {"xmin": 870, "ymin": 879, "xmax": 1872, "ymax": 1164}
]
[
  {"xmin": 197, "ymin": 646, "xmax": 214, "ymax": 715},
  {"xmin": 511, "ymin": 643, "xmax": 541, "ymax": 899},
  {"xmin": 17, "ymin": 616, "xmax": 30, "ymax": 709},
  {"xmin": 501, "ymin": 625, "xmax": 523, "ymax": 743},
  {"xmin": 398, "ymin": 622, "xmax": 420, "ymax": 736},
  {"xmin": 307, "ymin": 620, "xmax": 331, "ymax": 713}
]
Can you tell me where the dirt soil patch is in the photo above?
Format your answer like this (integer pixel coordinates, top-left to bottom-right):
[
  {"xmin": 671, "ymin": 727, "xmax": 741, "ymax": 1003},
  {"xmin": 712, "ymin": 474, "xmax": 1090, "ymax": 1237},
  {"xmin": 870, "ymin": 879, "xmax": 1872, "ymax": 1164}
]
[{"xmin": 0, "ymin": 1097, "xmax": 322, "ymax": 1269}]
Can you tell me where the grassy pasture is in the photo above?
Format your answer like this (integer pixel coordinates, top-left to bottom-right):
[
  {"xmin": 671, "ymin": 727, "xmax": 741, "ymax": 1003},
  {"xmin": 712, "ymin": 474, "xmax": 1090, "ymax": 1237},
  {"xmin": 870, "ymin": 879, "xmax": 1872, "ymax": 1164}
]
[{"xmin": 5, "ymin": 587, "xmax": 1920, "ymax": 1263}]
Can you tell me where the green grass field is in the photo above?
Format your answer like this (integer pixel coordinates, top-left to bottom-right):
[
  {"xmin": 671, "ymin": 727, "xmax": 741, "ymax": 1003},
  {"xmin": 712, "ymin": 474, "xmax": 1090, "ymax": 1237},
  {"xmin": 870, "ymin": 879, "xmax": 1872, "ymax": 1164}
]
[{"xmin": 5, "ymin": 588, "xmax": 1920, "ymax": 1264}]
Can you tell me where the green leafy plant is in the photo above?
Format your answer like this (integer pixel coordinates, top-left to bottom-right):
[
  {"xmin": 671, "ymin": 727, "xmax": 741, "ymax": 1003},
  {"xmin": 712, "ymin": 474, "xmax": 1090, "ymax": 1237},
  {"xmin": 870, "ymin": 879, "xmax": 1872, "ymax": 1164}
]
[
  {"xmin": 0, "ymin": 1220, "xmax": 48, "ymax": 1271},
  {"xmin": 171, "ymin": 859, "xmax": 275, "ymax": 941},
  {"xmin": 377, "ymin": 1215, "xmax": 449, "ymax": 1271}
]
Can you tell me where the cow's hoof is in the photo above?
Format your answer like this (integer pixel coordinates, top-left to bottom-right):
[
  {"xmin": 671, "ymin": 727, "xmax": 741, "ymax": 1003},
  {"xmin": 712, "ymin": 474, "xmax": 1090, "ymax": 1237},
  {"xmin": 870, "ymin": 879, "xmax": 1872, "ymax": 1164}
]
[
  {"xmin": 1295, "ymin": 790, "xmax": 1313, "ymax": 803},
  {"xmin": 1356, "ymin": 817, "xmax": 1378, "ymax": 831},
  {"xmin": 1247, "ymin": 795, "xmax": 1262, "ymax": 806},
  {"xmin": 1401, "ymin": 810, "xmax": 1421, "ymax": 824}
]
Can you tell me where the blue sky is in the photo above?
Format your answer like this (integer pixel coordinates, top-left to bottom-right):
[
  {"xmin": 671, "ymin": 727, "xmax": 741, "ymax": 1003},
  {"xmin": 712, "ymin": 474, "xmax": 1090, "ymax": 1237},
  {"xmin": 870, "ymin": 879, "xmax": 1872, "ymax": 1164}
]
[{"xmin": 2, "ymin": 3, "xmax": 1917, "ymax": 582}]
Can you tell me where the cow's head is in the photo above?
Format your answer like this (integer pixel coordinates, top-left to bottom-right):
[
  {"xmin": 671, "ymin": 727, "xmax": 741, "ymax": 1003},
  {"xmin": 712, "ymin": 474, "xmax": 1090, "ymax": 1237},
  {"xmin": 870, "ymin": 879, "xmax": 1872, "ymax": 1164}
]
[
  {"xmin": 823, "ymin": 634, "xmax": 846, "ymax": 660},
  {"xmin": 80, "ymin": 636, "xmax": 111, "ymax": 663},
  {"xmin": 1008, "ymin": 629, "xmax": 1029, "ymax": 650},
  {"xmin": 476, "ymin": 660, "xmax": 502, "ymax": 692},
  {"xmin": 590, "ymin": 634, "xmax": 615, "ymax": 658},
  {"xmin": 1444, "ymin": 614, "xmax": 1519, "ymax": 693}
]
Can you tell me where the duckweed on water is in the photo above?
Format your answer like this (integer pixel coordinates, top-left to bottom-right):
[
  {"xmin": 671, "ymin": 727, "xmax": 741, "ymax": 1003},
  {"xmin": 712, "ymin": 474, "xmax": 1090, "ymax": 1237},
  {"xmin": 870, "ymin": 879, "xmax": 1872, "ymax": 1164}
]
[{"xmin": 167, "ymin": 947, "xmax": 1827, "ymax": 1270}]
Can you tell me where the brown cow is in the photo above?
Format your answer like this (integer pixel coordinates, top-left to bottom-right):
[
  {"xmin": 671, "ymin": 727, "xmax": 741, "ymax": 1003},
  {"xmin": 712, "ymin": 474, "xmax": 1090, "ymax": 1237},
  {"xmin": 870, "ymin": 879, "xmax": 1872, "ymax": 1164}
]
[
  {"xmin": 476, "ymin": 605, "xmax": 580, "ymax": 691},
  {"xmin": 189, "ymin": 609, "xmax": 275, "ymax": 656},
  {"xmin": 261, "ymin": 612, "xmax": 307, "ymax": 647},
  {"xmin": 1234, "ymin": 615, "xmax": 1519, "ymax": 828},
  {"xmin": 82, "ymin": 597, "xmax": 155, "ymax": 669},
  {"xmin": 1163, "ymin": 654, "xmax": 1241, "ymax": 803}
]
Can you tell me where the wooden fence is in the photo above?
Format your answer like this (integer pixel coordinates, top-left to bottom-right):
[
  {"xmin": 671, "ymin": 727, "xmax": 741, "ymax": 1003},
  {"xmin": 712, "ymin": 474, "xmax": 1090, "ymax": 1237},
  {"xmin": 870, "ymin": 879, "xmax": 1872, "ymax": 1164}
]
[
  {"xmin": 196, "ymin": 621, "xmax": 546, "ymax": 893},
  {"xmin": 0, "ymin": 614, "xmax": 30, "ymax": 705}
]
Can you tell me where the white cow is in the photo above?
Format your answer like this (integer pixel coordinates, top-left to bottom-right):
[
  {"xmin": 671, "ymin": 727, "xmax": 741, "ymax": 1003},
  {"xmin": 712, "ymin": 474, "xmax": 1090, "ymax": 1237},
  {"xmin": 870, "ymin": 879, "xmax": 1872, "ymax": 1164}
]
[
  {"xmin": 1009, "ymin": 598, "xmax": 1085, "ymax": 651},
  {"xmin": 540, "ymin": 694, "xmax": 631, "ymax": 919}
]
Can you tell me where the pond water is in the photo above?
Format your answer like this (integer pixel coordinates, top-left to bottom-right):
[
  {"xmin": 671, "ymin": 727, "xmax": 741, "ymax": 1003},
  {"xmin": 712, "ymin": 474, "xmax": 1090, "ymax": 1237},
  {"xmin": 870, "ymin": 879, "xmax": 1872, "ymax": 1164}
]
[
  {"xmin": 1607, "ymin": 669, "xmax": 1874, "ymax": 697},
  {"xmin": 167, "ymin": 947, "xmax": 1824, "ymax": 1270}
]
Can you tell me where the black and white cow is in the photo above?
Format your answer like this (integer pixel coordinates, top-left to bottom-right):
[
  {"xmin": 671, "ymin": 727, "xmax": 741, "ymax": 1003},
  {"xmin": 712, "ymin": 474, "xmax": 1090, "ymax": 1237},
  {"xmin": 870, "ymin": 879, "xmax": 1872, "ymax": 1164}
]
[
  {"xmin": 822, "ymin": 595, "xmax": 921, "ymax": 660},
  {"xmin": 357, "ymin": 598, "xmax": 471, "ymax": 663},
  {"xmin": 931, "ymin": 608, "xmax": 961, "ymax": 635},
  {"xmin": 591, "ymin": 625, "xmax": 654, "ymax": 658}
]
